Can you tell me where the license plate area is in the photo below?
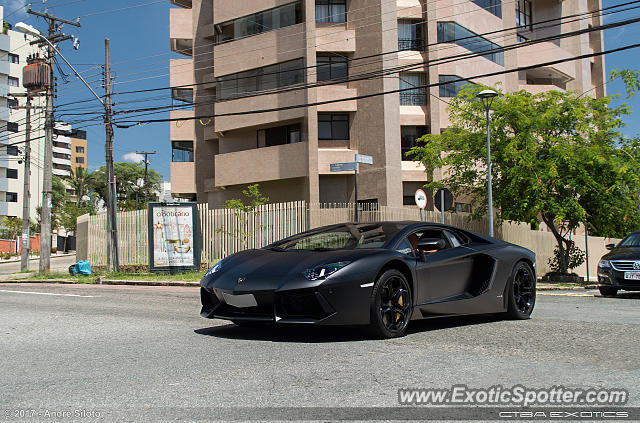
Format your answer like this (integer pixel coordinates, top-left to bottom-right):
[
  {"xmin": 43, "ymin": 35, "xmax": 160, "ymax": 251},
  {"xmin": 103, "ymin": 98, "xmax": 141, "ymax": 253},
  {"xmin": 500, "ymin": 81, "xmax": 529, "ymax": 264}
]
[
  {"xmin": 222, "ymin": 292, "xmax": 258, "ymax": 308},
  {"xmin": 624, "ymin": 271, "xmax": 640, "ymax": 280}
]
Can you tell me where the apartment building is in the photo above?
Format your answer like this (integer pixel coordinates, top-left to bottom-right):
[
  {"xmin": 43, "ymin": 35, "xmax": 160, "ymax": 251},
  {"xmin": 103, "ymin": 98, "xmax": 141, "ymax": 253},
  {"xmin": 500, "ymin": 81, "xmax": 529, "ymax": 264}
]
[
  {"xmin": 169, "ymin": 0, "xmax": 605, "ymax": 209},
  {"xmin": 0, "ymin": 7, "xmax": 45, "ymax": 219},
  {"xmin": 70, "ymin": 129, "xmax": 87, "ymax": 172}
]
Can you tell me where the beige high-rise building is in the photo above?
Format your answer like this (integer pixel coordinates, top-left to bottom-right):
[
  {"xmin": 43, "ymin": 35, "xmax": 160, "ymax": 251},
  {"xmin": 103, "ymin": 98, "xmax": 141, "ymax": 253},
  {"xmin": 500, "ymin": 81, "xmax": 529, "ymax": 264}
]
[{"xmin": 169, "ymin": 0, "xmax": 605, "ymax": 209}]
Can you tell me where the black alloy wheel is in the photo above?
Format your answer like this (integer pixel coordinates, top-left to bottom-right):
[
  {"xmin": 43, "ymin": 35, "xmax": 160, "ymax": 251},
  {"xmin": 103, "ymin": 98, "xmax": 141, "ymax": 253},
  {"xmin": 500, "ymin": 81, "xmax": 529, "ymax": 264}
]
[
  {"xmin": 369, "ymin": 269, "xmax": 413, "ymax": 338},
  {"xmin": 506, "ymin": 262, "xmax": 536, "ymax": 319}
]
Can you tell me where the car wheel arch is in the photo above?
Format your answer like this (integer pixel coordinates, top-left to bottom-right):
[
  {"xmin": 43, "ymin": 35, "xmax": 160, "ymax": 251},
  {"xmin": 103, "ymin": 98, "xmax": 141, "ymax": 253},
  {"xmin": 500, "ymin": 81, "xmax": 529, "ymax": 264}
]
[{"xmin": 375, "ymin": 260, "xmax": 415, "ymax": 299}]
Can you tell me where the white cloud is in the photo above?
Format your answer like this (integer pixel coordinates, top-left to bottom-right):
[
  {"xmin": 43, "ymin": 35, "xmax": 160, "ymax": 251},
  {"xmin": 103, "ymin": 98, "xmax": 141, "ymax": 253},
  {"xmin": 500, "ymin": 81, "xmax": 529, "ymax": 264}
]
[{"xmin": 123, "ymin": 152, "xmax": 144, "ymax": 163}]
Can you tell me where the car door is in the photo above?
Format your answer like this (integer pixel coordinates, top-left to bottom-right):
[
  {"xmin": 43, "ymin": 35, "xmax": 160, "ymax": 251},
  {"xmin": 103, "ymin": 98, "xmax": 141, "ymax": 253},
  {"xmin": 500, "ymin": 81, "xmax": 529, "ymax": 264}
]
[{"xmin": 412, "ymin": 228, "xmax": 476, "ymax": 305}]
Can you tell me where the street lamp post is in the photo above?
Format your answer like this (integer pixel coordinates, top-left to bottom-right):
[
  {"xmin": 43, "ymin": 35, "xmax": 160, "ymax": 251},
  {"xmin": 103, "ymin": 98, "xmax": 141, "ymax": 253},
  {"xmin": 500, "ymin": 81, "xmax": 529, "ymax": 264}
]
[{"xmin": 477, "ymin": 89, "xmax": 499, "ymax": 238}]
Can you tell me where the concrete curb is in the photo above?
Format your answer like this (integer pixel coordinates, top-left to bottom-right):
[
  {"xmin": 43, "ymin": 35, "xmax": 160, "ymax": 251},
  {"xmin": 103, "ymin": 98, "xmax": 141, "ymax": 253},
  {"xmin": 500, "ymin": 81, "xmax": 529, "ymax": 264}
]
[
  {"xmin": 538, "ymin": 284, "xmax": 597, "ymax": 291},
  {"xmin": 0, "ymin": 279, "xmax": 200, "ymax": 287}
]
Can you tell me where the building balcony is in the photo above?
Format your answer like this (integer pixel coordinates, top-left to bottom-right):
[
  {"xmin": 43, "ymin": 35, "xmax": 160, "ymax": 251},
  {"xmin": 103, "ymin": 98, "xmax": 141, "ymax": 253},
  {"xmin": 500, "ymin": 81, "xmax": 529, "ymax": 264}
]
[
  {"xmin": 0, "ymin": 34, "xmax": 9, "ymax": 52},
  {"xmin": 170, "ymin": 161, "xmax": 196, "ymax": 195},
  {"xmin": 399, "ymin": 92, "xmax": 427, "ymax": 106},
  {"xmin": 517, "ymin": 41, "xmax": 576, "ymax": 82},
  {"xmin": 316, "ymin": 85, "xmax": 357, "ymax": 113},
  {"xmin": 0, "ymin": 201, "xmax": 20, "ymax": 217},
  {"xmin": 170, "ymin": 58, "xmax": 193, "ymax": 88},
  {"xmin": 0, "ymin": 178, "xmax": 9, "ymax": 192},
  {"xmin": 170, "ymin": 8, "xmax": 193, "ymax": 56},
  {"xmin": 215, "ymin": 89, "xmax": 307, "ymax": 133},
  {"xmin": 170, "ymin": 0, "xmax": 191, "ymax": 8},
  {"xmin": 315, "ymin": 26, "xmax": 355, "ymax": 53},
  {"xmin": 170, "ymin": 110, "xmax": 194, "ymax": 141},
  {"xmin": 0, "ymin": 107, "xmax": 9, "ymax": 122},
  {"xmin": 519, "ymin": 84, "xmax": 566, "ymax": 95},
  {"xmin": 0, "ymin": 60, "xmax": 10, "ymax": 77},
  {"xmin": 214, "ymin": 142, "xmax": 308, "ymax": 187}
]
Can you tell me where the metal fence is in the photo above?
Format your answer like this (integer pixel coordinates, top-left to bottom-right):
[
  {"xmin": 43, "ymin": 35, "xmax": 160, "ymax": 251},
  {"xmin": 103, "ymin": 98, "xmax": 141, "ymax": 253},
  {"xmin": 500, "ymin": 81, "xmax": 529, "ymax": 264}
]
[{"xmin": 77, "ymin": 201, "xmax": 619, "ymax": 277}]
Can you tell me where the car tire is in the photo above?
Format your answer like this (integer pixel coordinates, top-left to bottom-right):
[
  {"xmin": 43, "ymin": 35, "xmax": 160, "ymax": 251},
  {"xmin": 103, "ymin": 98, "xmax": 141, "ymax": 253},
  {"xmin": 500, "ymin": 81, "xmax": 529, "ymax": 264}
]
[
  {"xmin": 369, "ymin": 269, "xmax": 413, "ymax": 339},
  {"xmin": 506, "ymin": 261, "xmax": 536, "ymax": 320},
  {"xmin": 598, "ymin": 287, "xmax": 618, "ymax": 297}
]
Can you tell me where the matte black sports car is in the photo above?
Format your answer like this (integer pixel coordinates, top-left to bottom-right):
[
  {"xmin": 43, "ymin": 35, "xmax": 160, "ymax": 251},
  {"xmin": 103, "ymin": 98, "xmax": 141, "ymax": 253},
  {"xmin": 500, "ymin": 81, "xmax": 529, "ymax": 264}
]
[
  {"xmin": 200, "ymin": 222, "xmax": 537, "ymax": 338},
  {"xmin": 598, "ymin": 231, "xmax": 640, "ymax": 296}
]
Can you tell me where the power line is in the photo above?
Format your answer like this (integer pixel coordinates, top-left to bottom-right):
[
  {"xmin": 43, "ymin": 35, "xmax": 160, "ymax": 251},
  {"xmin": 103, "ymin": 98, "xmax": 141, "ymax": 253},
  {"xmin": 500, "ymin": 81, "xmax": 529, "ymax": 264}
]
[{"xmin": 114, "ymin": 41, "xmax": 640, "ymax": 127}]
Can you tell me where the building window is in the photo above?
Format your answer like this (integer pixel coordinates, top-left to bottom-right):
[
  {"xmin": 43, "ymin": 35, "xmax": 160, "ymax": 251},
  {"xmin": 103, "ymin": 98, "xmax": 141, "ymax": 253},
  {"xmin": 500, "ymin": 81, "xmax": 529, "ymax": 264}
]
[
  {"xmin": 437, "ymin": 21, "xmax": 504, "ymax": 66},
  {"xmin": 318, "ymin": 114, "xmax": 349, "ymax": 140},
  {"xmin": 171, "ymin": 88, "xmax": 194, "ymax": 105},
  {"xmin": 215, "ymin": 1, "xmax": 303, "ymax": 44},
  {"xmin": 6, "ymin": 122, "xmax": 19, "ymax": 133},
  {"xmin": 398, "ymin": 19, "xmax": 423, "ymax": 51},
  {"xmin": 8, "ymin": 76, "xmax": 19, "ymax": 87},
  {"xmin": 172, "ymin": 141, "xmax": 194, "ymax": 162},
  {"xmin": 216, "ymin": 58, "xmax": 305, "ymax": 100},
  {"xmin": 472, "ymin": 0, "xmax": 502, "ymax": 18},
  {"xmin": 76, "ymin": 157, "xmax": 85, "ymax": 164},
  {"xmin": 6, "ymin": 169, "xmax": 18, "ymax": 179},
  {"xmin": 53, "ymin": 164, "xmax": 71, "ymax": 171},
  {"xmin": 401, "ymin": 126, "xmax": 428, "ymax": 160},
  {"xmin": 8, "ymin": 98, "xmax": 19, "ymax": 109},
  {"xmin": 6, "ymin": 192, "xmax": 18, "ymax": 203},
  {"xmin": 316, "ymin": 0, "xmax": 346, "ymax": 23},
  {"xmin": 439, "ymin": 75, "xmax": 472, "ymax": 97},
  {"xmin": 399, "ymin": 73, "xmax": 427, "ymax": 105},
  {"xmin": 455, "ymin": 202, "xmax": 472, "ymax": 213},
  {"xmin": 516, "ymin": 0, "xmax": 532, "ymax": 30},
  {"xmin": 7, "ymin": 146, "xmax": 19, "ymax": 156},
  {"xmin": 53, "ymin": 141, "xmax": 70, "ymax": 149},
  {"xmin": 53, "ymin": 152, "xmax": 71, "ymax": 160},
  {"xmin": 76, "ymin": 146, "xmax": 85, "ymax": 153},
  {"xmin": 8, "ymin": 53, "xmax": 19, "ymax": 64},
  {"xmin": 317, "ymin": 55, "xmax": 348, "ymax": 81},
  {"xmin": 258, "ymin": 123, "xmax": 302, "ymax": 147}
]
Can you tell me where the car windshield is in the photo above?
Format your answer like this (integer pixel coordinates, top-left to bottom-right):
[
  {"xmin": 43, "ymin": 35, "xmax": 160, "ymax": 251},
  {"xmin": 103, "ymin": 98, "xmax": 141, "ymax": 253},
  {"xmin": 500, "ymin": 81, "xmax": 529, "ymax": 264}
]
[
  {"xmin": 268, "ymin": 223, "xmax": 406, "ymax": 250},
  {"xmin": 618, "ymin": 233, "xmax": 640, "ymax": 247}
]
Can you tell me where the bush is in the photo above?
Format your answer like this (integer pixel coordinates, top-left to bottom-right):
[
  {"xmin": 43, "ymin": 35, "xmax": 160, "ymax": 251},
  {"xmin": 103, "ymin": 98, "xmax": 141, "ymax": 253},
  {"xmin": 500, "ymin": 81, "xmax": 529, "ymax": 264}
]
[
  {"xmin": 547, "ymin": 241, "xmax": 585, "ymax": 274},
  {"xmin": 51, "ymin": 247, "xmax": 57, "ymax": 254}
]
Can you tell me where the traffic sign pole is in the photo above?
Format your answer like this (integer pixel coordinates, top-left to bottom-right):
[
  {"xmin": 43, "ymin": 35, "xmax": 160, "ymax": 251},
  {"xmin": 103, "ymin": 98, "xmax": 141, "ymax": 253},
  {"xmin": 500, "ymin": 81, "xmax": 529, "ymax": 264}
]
[
  {"xmin": 354, "ymin": 162, "xmax": 358, "ymax": 222},
  {"xmin": 441, "ymin": 189, "xmax": 445, "ymax": 224}
]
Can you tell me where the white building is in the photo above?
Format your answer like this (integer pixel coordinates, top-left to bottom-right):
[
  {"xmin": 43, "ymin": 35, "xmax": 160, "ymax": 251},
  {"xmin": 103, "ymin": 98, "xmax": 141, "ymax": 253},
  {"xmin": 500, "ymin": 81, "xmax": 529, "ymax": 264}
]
[
  {"xmin": 52, "ymin": 122, "xmax": 73, "ymax": 177},
  {"xmin": 0, "ymin": 6, "xmax": 46, "ymax": 220}
]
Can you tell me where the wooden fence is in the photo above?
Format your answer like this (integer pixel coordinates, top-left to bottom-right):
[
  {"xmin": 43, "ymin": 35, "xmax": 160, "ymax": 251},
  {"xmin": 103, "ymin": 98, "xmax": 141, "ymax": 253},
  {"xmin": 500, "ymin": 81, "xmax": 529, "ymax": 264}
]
[{"xmin": 77, "ymin": 201, "xmax": 619, "ymax": 278}]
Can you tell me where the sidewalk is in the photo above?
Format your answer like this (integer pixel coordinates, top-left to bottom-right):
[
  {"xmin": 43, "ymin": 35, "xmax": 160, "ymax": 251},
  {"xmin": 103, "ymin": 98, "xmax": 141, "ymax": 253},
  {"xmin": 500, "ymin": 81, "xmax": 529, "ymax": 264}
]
[{"xmin": 0, "ymin": 252, "xmax": 75, "ymax": 265}]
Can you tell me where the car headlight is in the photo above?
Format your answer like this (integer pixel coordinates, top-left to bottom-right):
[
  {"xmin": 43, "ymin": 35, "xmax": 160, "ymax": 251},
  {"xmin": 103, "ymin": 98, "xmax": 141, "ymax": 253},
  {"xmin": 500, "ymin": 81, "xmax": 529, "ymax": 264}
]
[
  {"xmin": 205, "ymin": 260, "xmax": 224, "ymax": 276},
  {"xmin": 303, "ymin": 261, "xmax": 351, "ymax": 281},
  {"xmin": 598, "ymin": 259, "xmax": 610, "ymax": 269}
]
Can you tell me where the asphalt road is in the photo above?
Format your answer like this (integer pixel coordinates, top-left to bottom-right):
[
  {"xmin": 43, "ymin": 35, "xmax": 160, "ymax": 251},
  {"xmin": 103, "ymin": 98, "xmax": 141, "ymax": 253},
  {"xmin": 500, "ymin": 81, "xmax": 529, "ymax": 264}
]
[
  {"xmin": 0, "ymin": 254, "xmax": 77, "ymax": 275},
  {"xmin": 1, "ymin": 283, "xmax": 639, "ymax": 422}
]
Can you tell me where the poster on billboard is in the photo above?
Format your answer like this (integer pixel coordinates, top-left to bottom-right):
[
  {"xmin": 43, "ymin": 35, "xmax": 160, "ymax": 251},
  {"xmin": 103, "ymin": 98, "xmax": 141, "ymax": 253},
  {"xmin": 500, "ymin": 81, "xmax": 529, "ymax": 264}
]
[{"xmin": 148, "ymin": 202, "xmax": 201, "ymax": 272}]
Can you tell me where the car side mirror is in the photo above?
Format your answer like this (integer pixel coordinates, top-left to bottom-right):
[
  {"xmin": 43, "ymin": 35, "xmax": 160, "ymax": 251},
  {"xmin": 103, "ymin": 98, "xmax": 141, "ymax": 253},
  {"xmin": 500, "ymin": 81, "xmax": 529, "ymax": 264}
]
[
  {"xmin": 417, "ymin": 238, "xmax": 446, "ymax": 253},
  {"xmin": 606, "ymin": 243, "xmax": 615, "ymax": 251}
]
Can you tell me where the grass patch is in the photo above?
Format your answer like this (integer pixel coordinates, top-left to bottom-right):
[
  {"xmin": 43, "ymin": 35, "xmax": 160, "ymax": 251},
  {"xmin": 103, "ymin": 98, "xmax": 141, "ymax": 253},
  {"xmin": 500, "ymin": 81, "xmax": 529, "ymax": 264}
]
[{"xmin": 10, "ymin": 270, "xmax": 204, "ymax": 283}]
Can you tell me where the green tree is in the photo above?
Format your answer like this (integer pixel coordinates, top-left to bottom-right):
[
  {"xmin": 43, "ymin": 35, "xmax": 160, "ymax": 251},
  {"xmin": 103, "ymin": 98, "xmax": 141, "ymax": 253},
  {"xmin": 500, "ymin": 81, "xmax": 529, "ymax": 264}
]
[
  {"xmin": 65, "ymin": 167, "xmax": 92, "ymax": 207},
  {"xmin": 89, "ymin": 162, "xmax": 162, "ymax": 210},
  {"xmin": 0, "ymin": 217, "xmax": 23, "ymax": 240},
  {"xmin": 408, "ymin": 86, "xmax": 640, "ymax": 275},
  {"xmin": 217, "ymin": 184, "xmax": 270, "ymax": 249}
]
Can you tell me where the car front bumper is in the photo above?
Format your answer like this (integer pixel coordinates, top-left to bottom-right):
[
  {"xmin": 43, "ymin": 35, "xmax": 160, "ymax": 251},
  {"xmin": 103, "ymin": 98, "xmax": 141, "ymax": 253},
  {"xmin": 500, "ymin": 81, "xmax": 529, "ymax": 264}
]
[{"xmin": 597, "ymin": 268, "xmax": 640, "ymax": 291}]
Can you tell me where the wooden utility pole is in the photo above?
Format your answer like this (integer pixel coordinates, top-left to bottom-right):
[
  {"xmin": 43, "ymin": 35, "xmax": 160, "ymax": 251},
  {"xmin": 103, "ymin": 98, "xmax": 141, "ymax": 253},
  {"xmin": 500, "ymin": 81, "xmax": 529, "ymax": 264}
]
[
  {"xmin": 27, "ymin": 8, "xmax": 81, "ymax": 274},
  {"xmin": 136, "ymin": 151, "xmax": 156, "ymax": 204},
  {"xmin": 104, "ymin": 38, "xmax": 119, "ymax": 271},
  {"xmin": 8, "ymin": 93, "xmax": 44, "ymax": 271}
]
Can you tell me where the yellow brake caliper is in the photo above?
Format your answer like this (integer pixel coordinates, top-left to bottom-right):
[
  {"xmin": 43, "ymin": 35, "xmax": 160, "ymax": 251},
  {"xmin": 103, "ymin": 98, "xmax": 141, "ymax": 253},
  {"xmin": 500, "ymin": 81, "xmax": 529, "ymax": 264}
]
[{"xmin": 396, "ymin": 295, "xmax": 403, "ymax": 322}]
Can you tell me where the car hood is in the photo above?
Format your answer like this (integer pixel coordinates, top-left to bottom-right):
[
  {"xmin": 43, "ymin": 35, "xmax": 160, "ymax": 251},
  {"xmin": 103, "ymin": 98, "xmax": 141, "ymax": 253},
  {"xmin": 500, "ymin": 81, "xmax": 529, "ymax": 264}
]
[
  {"xmin": 602, "ymin": 247, "xmax": 640, "ymax": 261},
  {"xmin": 201, "ymin": 248, "xmax": 384, "ymax": 292}
]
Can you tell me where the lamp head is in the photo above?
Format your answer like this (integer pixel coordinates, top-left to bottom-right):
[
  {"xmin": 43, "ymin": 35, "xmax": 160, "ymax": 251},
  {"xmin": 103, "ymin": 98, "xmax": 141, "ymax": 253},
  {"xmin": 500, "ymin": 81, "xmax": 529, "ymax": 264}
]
[
  {"xmin": 477, "ymin": 89, "xmax": 499, "ymax": 99},
  {"xmin": 15, "ymin": 22, "xmax": 41, "ymax": 37}
]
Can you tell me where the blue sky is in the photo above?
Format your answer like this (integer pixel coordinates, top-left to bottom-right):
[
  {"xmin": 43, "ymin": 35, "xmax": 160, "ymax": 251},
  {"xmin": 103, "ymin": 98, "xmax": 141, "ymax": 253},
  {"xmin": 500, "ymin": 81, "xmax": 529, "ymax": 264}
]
[{"xmin": 4, "ymin": 0, "xmax": 640, "ymax": 181}]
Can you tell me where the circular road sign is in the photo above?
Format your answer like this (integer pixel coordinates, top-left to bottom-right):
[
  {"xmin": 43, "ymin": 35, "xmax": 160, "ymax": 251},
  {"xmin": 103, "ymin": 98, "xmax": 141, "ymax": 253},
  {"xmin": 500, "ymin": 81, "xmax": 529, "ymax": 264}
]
[
  {"xmin": 414, "ymin": 189, "xmax": 428, "ymax": 209},
  {"xmin": 434, "ymin": 188, "xmax": 453, "ymax": 212}
]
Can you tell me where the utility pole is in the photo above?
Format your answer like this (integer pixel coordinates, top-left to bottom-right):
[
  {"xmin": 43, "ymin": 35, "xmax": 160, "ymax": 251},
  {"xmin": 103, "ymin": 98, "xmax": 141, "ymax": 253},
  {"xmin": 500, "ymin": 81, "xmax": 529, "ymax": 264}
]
[
  {"xmin": 136, "ymin": 151, "xmax": 156, "ymax": 204},
  {"xmin": 104, "ymin": 38, "xmax": 119, "ymax": 271},
  {"xmin": 9, "ymin": 92, "xmax": 44, "ymax": 271},
  {"xmin": 26, "ymin": 8, "xmax": 81, "ymax": 274}
]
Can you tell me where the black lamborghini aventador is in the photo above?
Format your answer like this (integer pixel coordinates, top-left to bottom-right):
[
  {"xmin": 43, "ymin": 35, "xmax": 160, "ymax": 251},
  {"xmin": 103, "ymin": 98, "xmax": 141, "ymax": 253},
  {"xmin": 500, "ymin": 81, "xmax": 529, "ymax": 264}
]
[{"xmin": 200, "ymin": 222, "xmax": 537, "ymax": 338}]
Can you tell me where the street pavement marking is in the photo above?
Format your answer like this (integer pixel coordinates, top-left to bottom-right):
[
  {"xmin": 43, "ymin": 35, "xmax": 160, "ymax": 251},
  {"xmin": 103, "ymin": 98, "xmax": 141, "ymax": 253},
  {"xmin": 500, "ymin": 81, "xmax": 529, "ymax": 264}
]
[
  {"xmin": 538, "ymin": 292, "xmax": 594, "ymax": 297},
  {"xmin": 0, "ymin": 289, "xmax": 97, "ymax": 298}
]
